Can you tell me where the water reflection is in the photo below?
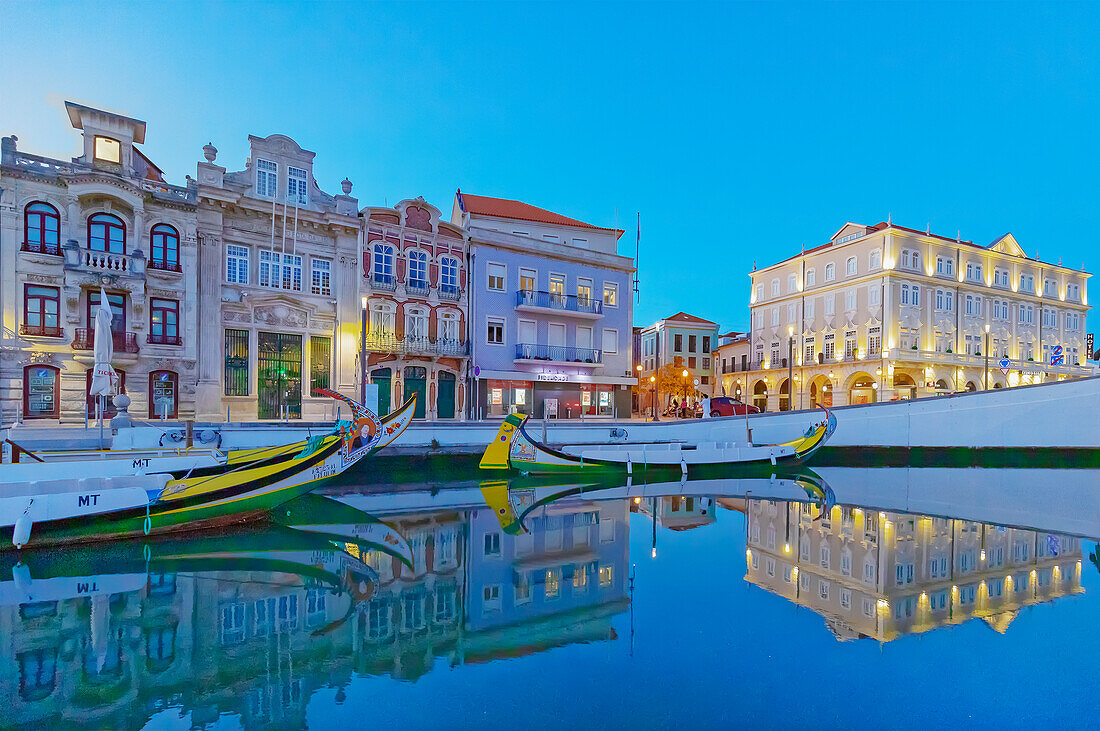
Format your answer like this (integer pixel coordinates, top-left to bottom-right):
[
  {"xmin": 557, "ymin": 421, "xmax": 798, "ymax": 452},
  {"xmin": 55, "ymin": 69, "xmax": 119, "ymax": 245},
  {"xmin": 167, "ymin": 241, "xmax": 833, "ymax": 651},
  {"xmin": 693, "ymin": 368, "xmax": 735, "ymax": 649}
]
[
  {"xmin": 0, "ymin": 468, "xmax": 1095, "ymax": 728},
  {"xmin": 743, "ymin": 499, "xmax": 1085, "ymax": 642}
]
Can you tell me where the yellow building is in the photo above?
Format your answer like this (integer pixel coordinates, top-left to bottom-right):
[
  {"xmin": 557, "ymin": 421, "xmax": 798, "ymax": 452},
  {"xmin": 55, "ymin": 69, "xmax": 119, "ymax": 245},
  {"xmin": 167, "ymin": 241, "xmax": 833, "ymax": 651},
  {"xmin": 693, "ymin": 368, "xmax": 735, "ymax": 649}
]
[
  {"xmin": 741, "ymin": 221, "xmax": 1091, "ymax": 410},
  {"xmin": 744, "ymin": 498, "xmax": 1085, "ymax": 642}
]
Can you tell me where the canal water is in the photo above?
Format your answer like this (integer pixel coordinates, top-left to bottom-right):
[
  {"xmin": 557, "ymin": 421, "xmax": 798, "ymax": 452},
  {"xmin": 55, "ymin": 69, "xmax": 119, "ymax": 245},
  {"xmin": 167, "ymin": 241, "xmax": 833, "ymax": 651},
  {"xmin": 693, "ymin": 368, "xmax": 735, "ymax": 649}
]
[{"xmin": 1, "ymin": 467, "xmax": 1097, "ymax": 728}]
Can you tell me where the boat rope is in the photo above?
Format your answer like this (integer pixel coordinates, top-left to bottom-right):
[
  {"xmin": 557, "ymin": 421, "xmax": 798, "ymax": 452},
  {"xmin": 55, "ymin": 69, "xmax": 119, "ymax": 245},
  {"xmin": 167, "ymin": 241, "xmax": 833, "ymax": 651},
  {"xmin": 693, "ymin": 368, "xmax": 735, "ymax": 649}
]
[
  {"xmin": 144, "ymin": 503, "xmax": 151, "ymax": 536},
  {"xmin": 143, "ymin": 543, "xmax": 151, "ymax": 562}
]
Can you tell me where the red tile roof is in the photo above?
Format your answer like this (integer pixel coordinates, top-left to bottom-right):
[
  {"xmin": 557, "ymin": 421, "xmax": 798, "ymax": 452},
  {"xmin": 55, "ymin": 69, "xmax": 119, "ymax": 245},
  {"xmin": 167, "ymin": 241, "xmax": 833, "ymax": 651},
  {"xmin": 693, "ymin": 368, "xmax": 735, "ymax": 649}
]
[
  {"xmin": 665, "ymin": 312, "xmax": 717, "ymax": 326},
  {"xmin": 456, "ymin": 190, "xmax": 624, "ymax": 238}
]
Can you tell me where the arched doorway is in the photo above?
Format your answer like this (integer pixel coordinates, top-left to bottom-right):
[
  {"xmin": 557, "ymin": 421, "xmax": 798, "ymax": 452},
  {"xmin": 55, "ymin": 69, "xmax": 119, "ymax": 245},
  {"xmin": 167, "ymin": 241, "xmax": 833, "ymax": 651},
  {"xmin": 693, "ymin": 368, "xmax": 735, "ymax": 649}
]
[
  {"xmin": 964, "ymin": 381, "xmax": 977, "ymax": 392},
  {"xmin": 993, "ymin": 382, "xmax": 1003, "ymax": 389},
  {"xmin": 809, "ymin": 376, "xmax": 833, "ymax": 408},
  {"xmin": 371, "ymin": 368, "xmax": 391, "ymax": 417},
  {"xmin": 437, "ymin": 371, "xmax": 456, "ymax": 419},
  {"xmin": 778, "ymin": 378, "xmax": 790, "ymax": 411},
  {"xmin": 848, "ymin": 373, "xmax": 877, "ymax": 405},
  {"xmin": 752, "ymin": 380, "xmax": 768, "ymax": 412},
  {"xmin": 892, "ymin": 373, "xmax": 916, "ymax": 400},
  {"xmin": 403, "ymin": 366, "xmax": 427, "ymax": 419},
  {"xmin": 934, "ymin": 379, "xmax": 950, "ymax": 395}
]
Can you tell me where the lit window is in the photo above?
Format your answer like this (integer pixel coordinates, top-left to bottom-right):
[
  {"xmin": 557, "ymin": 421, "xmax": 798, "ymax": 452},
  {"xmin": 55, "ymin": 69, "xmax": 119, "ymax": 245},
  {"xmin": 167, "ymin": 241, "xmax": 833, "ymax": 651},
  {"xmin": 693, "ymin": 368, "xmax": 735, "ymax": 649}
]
[
  {"xmin": 603, "ymin": 282, "xmax": 618, "ymax": 307},
  {"xmin": 93, "ymin": 136, "xmax": 121, "ymax": 163}
]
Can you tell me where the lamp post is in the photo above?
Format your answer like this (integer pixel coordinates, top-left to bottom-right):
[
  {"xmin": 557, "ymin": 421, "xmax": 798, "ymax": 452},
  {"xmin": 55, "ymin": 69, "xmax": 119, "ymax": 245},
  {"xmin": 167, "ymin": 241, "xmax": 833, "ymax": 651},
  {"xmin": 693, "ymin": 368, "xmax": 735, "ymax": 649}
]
[
  {"xmin": 682, "ymin": 368, "xmax": 689, "ymax": 418},
  {"xmin": 635, "ymin": 364, "xmax": 643, "ymax": 419},
  {"xmin": 787, "ymin": 326, "xmax": 794, "ymax": 412},
  {"xmin": 983, "ymin": 323, "xmax": 990, "ymax": 390},
  {"xmin": 360, "ymin": 296, "xmax": 368, "ymax": 406}
]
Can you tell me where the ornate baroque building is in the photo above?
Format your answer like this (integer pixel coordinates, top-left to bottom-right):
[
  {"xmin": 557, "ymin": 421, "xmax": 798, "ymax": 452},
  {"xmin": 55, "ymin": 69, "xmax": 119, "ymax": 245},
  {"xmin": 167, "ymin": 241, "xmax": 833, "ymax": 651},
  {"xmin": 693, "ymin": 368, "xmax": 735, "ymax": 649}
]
[
  {"xmin": 360, "ymin": 198, "xmax": 469, "ymax": 420},
  {"xmin": 0, "ymin": 102, "xmax": 198, "ymax": 423},
  {"xmin": 193, "ymin": 134, "xmax": 360, "ymax": 421}
]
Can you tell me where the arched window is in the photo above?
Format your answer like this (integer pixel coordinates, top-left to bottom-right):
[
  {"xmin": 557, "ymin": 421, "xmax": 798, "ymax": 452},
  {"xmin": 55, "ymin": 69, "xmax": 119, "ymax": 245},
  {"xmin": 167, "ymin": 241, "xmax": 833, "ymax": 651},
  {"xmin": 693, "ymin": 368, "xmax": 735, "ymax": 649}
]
[
  {"xmin": 23, "ymin": 365, "xmax": 60, "ymax": 419},
  {"xmin": 24, "ymin": 202, "xmax": 61, "ymax": 255},
  {"xmin": 149, "ymin": 224, "xmax": 180, "ymax": 271},
  {"xmin": 88, "ymin": 213, "xmax": 125, "ymax": 254},
  {"xmin": 86, "ymin": 368, "xmax": 126, "ymax": 418},
  {"xmin": 407, "ymin": 251, "xmax": 428, "ymax": 291},
  {"xmin": 439, "ymin": 257, "xmax": 460, "ymax": 300},
  {"xmin": 149, "ymin": 370, "xmax": 178, "ymax": 419},
  {"xmin": 846, "ymin": 257, "xmax": 857, "ymax": 276},
  {"xmin": 372, "ymin": 244, "xmax": 394, "ymax": 283}
]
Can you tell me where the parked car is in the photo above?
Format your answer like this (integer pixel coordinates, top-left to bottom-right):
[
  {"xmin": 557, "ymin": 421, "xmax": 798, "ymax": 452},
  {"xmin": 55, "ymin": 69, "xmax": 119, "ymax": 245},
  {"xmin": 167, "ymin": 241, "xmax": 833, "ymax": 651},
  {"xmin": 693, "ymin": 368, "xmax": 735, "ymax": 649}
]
[{"xmin": 708, "ymin": 396, "xmax": 759, "ymax": 417}]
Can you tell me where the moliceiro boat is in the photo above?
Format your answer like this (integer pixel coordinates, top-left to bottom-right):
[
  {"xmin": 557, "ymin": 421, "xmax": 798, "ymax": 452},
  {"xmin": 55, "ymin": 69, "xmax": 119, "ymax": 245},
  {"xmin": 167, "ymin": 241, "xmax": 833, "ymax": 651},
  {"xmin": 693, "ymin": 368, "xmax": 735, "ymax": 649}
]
[
  {"xmin": 480, "ymin": 407, "xmax": 836, "ymax": 476},
  {"xmin": 0, "ymin": 390, "xmax": 416, "ymax": 550}
]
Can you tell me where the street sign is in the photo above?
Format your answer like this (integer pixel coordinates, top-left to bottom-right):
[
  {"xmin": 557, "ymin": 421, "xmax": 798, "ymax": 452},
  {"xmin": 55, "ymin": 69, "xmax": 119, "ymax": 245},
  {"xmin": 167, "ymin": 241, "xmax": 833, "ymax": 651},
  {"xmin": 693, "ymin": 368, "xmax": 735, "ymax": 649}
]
[
  {"xmin": 998, "ymin": 357, "xmax": 1011, "ymax": 376},
  {"xmin": 1087, "ymin": 332, "xmax": 1094, "ymax": 359},
  {"xmin": 474, "ymin": 365, "xmax": 481, "ymax": 377},
  {"xmin": 1051, "ymin": 345, "xmax": 1063, "ymax": 366}
]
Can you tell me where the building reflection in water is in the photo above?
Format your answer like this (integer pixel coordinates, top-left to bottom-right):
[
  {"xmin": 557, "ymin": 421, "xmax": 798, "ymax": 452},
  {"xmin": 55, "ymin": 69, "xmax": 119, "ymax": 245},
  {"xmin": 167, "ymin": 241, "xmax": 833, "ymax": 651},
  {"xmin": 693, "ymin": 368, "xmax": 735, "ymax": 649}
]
[
  {"xmin": 743, "ymin": 498, "xmax": 1085, "ymax": 642},
  {"xmin": 0, "ymin": 495, "xmax": 631, "ymax": 728}
]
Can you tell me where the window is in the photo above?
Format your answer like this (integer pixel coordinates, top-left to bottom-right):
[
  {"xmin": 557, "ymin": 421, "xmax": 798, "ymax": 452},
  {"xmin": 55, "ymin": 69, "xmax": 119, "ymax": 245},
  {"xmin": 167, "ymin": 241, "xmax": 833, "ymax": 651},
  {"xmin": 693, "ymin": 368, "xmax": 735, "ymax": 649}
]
[
  {"xmin": 1018, "ymin": 304, "xmax": 1034, "ymax": 324},
  {"xmin": 965, "ymin": 294, "xmax": 982, "ymax": 317},
  {"xmin": 869, "ymin": 250, "xmax": 881, "ymax": 270},
  {"xmin": 966, "ymin": 262, "xmax": 983, "ymax": 282},
  {"xmin": 846, "ymin": 257, "xmax": 857, "ymax": 276},
  {"xmin": 310, "ymin": 336, "xmax": 331, "ymax": 393},
  {"xmin": 407, "ymin": 251, "xmax": 428, "ymax": 291},
  {"xmin": 256, "ymin": 159, "xmax": 278, "ymax": 198},
  {"xmin": 806, "ymin": 269, "xmax": 816, "ymax": 287},
  {"xmin": 806, "ymin": 299, "xmax": 815, "ymax": 318},
  {"xmin": 88, "ymin": 212, "xmax": 125, "ymax": 253},
  {"xmin": 487, "ymin": 263, "xmax": 505, "ymax": 291},
  {"xmin": 149, "ymin": 370, "xmax": 178, "ymax": 419},
  {"xmin": 1044, "ymin": 278, "xmax": 1057, "ymax": 296},
  {"xmin": 23, "ymin": 284, "xmax": 61, "ymax": 337},
  {"xmin": 87, "ymin": 291, "xmax": 125, "ymax": 333},
  {"xmin": 1042, "ymin": 307, "xmax": 1058, "ymax": 329},
  {"xmin": 688, "ymin": 334, "xmax": 697, "ymax": 352},
  {"xmin": 373, "ymin": 244, "xmax": 395, "ymax": 283},
  {"xmin": 577, "ymin": 278, "xmax": 593, "ymax": 305},
  {"xmin": 823, "ymin": 333, "xmax": 835, "ymax": 360},
  {"xmin": 771, "ymin": 279, "xmax": 780, "ymax": 296},
  {"xmin": 818, "ymin": 580, "xmax": 830, "ymax": 600},
  {"xmin": 844, "ymin": 330, "xmax": 856, "ymax": 358},
  {"xmin": 936, "ymin": 256, "xmax": 952, "ymax": 276},
  {"xmin": 755, "ymin": 283, "xmax": 764, "ymax": 301},
  {"xmin": 1067, "ymin": 283, "xmax": 1081, "ymax": 301},
  {"xmin": 994, "ymin": 268, "xmax": 1009, "ymax": 288},
  {"xmin": 787, "ymin": 303, "xmax": 797, "ymax": 323},
  {"xmin": 603, "ymin": 282, "xmax": 618, "ymax": 307},
  {"xmin": 224, "ymin": 329, "xmax": 249, "ymax": 396},
  {"xmin": 441, "ymin": 257, "xmax": 460, "ymax": 292},
  {"xmin": 863, "ymin": 559, "xmax": 876, "ymax": 583},
  {"xmin": 674, "ymin": 334, "xmax": 683, "ymax": 351},
  {"xmin": 149, "ymin": 224, "xmax": 180, "ymax": 271},
  {"xmin": 820, "ymin": 545, "xmax": 831, "ymax": 569},
  {"xmin": 702, "ymin": 336, "xmax": 711, "ymax": 352},
  {"xmin": 487, "ymin": 318, "xmax": 504, "ymax": 344},
  {"xmin": 1066, "ymin": 312, "xmax": 1080, "ymax": 331},
  {"xmin": 787, "ymin": 274, "xmax": 797, "ymax": 293},
  {"xmin": 483, "ymin": 532, "xmax": 501, "ymax": 556},
  {"xmin": 549, "ymin": 274, "xmax": 565, "ymax": 298},
  {"xmin": 602, "ymin": 328, "xmax": 618, "ymax": 355},
  {"xmin": 149, "ymin": 298, "xmax": 180, "ymax": 345},
  {"xmin": 93, "ymin": 136, "xmax": 121, "ymax": 163},
  {"xmin": 868, "ymin": 326, "xmax": 881, "ymax": 355},
  {"xmin": 824, "ymin": 263, "xmax": 835, "ymax": 281},
  {"xmin": 226, "ymin": 244, "xmax": 249, "ymax": 284},
  {"xmin": 845, "ymin": 290, "xmax": 856, "ymax": 311},
  {"xmin": 23, "ymin": 202, "xmax": 60, "ymax": 254},
  {"xmin": 869, "ymin": 285, "xmax": 881, "ymax": 306},
  {"xmin": 770, "ymin": 308, "xmax": 779, "ymax": 326},
  {"xmin": 23, "ymin": 365, "xmax": 60, "ymax": 419},
  {"xmin": 259, "ymin": 251, "xmax": 302, "ymax": 290},
  {"xmin": 935, "ymin": 289, "xmax": 953, "ymax": 312},
  {"xmin": 804, "ymin": 337, "xmax": 815, "ymax": 363},
  {"xmin": 1020, "ymin": 273, "xmax": 1035, "ymax": 293},
  {"xmin": 824, "ymin": 296, "xmax": 835, "ymax": 316},
  {"xmin": 287, "ymin": 166, "xmax": 308, "ymax": 205},
  {"xmin": 311, "ymin": 258, "xmax": 331, "ymax": 296}
]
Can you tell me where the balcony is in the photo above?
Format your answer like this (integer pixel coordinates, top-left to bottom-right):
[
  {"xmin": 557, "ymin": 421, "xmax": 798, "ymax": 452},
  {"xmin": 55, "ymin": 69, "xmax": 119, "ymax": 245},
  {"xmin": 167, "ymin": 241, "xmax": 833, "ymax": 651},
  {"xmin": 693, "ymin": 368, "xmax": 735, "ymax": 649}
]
[
  {"xmin": 515, "ymin": 290, "xmax": 603, "ymax": 318},
  {"xmin": 364, "ymin": 334, "xmax": 469, "ymax": 357},
  {"xmin": 148, "ymin": 259, "xmax": 183, "ymax": 273},
  {"xmin": 369, "ymin": 274, "xmax": 397, "ymax": 292},
  {"xmin": 19, "ymin": 323, "xmax": 62, "ymax": 338},
  {"xmin": 405, "ymin": 281, "xmax": 430, "ymax": 298},
  {"xmin": 439, "ymin": 284, "xmax": 462, "ymax": 302},
  {"xmin": 888, "ymin": 347, "xmax": 1091, "ymax": 375},
  {"xmin": 72, "ymin": 329, "xmax": 139, "ymax": 353},
  {"xmin": 515, "ymin": 343, "xmax": 602, "ymax": 366},
  {"xmin": 147, "ymin": 333, "xmax": 182, "ymax": 346},
  {"xmin": 20, "ymin": 240, "xmax": 62, "ymax": 257}
]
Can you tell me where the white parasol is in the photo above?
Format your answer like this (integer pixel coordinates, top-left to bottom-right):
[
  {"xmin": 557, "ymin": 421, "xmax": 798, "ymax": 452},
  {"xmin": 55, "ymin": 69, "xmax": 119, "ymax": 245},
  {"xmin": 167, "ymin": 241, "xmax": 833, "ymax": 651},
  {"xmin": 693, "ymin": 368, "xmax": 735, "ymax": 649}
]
[{"xmin": 88, "ymin": 287, "xmax": 117, "ymax": 399}]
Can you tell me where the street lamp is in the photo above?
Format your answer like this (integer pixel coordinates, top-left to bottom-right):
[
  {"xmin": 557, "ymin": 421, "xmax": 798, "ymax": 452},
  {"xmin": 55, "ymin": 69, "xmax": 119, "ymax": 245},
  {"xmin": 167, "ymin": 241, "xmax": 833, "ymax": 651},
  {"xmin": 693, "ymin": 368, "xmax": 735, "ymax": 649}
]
[
  {"xmin": 984, "ymin": 323, "xmax": 991, "ymax": 390},
  {"xmin": 360, "ymin": 296, "xmax": 368, "ymax": 406}
]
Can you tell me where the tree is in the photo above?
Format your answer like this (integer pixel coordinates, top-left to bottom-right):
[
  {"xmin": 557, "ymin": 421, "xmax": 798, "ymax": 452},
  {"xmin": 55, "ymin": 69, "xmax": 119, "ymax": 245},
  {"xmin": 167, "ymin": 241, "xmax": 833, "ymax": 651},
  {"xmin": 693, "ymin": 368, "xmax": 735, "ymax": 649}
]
[{"xmin": 656, "ymin": 361, "xmax": 697, "ymax": 405}]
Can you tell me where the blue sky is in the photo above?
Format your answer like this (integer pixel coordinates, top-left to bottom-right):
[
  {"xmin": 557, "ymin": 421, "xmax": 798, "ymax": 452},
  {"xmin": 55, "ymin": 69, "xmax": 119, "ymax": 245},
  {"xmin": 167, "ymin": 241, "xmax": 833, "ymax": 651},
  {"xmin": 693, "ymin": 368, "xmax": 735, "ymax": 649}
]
[{"xmin": 3, "ymin": 2, "xmax": 1099, "ymax": 332}]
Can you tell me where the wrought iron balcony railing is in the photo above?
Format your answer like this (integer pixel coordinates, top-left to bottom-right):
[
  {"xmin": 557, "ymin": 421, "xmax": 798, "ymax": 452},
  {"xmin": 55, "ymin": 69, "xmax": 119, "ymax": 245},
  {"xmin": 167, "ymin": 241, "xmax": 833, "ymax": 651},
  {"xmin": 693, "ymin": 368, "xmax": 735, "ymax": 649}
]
[
  {"xmin": 20, "ymin": 240, "xmax": 62, "ymax": 256},
  {"xmin": 515, "ymin": 289, "xmax": 602, "ymax": 315},
  {"xmin": 406, "ymin": 280, "xmax": 430, "ymax": 297},
  {"xmin": 515, "ymin": 343, "xmax": 602, "ymax": 363},
  {"xmin": 370, "ymin": 274, "xmax": 397, "ymax": 292},
  {"xmin": 19, "ymin": 323, "xmax": 62, "ymax": 337},
  {"xmin": 72, "ymin": 329, "xmax": 139, "ymax": 353},
  {"xmin": 439, "ymin": 284, "xmax": 462, "ymax": 301},
  {"xmin": 364, "ymin": 334, "xmax": 469, "ymax": 357},
  {"xmin": 147, "ymin": 333, "xmax": 183, "ymax": 346},
  {"xmin": 148, "ymin": 259, "xmax": 183, "ymax": 273}
]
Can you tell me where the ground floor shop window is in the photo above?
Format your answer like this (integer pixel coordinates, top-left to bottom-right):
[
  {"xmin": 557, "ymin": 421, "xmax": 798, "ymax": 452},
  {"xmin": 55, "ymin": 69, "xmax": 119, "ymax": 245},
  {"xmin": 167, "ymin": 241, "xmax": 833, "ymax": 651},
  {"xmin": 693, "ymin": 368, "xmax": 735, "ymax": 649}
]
[
  {"xmin": 310, "ymin": 336, "xmax": 331, "ymax": 394},
  {"xmin": 580, "ymin": 385, "xmax": 616, "ymax": 416},
  {"xmin": 225, "ymin": 329, "xmax": 249, "ymax": 396},
  {"xmin": 149, "ymin": 370, "xmax": 178, "ymax": 419},
  {"xmin": 23, "ymin": 365, "xmax": 59, "ymax": 419},
  {"xmin": 487, "ymin": 379, "xmax": 532, "ymax": 417}
]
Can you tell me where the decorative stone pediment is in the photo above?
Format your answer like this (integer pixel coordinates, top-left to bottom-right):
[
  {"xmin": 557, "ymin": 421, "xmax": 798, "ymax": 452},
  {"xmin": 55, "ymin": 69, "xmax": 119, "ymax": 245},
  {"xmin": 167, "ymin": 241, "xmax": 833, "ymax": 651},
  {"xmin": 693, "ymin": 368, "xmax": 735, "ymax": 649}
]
[
  {"xmin": 899, "ymin": 309, "xmax": 922, "ymax": 328},
  {"xmin": 254, "ymin": 303, "xmax": 308, "ymax": 329},
  {"xmin": 989, "ymin": 233, "xmax": 1027, "ymax": 258}
]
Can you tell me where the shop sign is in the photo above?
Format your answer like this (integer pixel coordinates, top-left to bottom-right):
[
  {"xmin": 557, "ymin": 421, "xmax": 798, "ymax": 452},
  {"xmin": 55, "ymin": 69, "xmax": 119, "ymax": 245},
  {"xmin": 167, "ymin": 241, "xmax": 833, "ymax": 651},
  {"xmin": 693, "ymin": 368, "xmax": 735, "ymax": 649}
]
[{"xmin": 536, "ymin": 373, "xmax": 569, "ymax": 382}]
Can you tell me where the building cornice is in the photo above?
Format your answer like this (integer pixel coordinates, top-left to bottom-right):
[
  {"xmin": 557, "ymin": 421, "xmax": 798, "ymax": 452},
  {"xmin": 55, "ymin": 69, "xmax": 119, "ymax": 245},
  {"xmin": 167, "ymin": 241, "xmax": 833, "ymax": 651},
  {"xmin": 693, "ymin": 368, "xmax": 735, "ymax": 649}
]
[{"xmin": 469, "ymin": 226, "xmax": 635, "ymax": 273}]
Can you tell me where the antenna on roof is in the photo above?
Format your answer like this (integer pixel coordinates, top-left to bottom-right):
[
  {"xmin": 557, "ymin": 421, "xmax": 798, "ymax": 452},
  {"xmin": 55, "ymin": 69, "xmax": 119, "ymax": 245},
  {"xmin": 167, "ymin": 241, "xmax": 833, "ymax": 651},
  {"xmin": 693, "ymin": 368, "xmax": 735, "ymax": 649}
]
[
  {"xmin": 1058, "ymin": 256, "xmax": 1063, "ymax": 265},
  {"xmin": 633, "ymin": 212, "xmax": 641, "ymax": 304},
  {"xmin": 956, "ymin": 229, "xmax": 960, "ymax": 242},
  {"xmin": 925, "ymin": 223, "xmax": 930, "ymax": 235},
  {"xmin": 887, "ymin": 213, "xmax": 892, "ymax": 225}
]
